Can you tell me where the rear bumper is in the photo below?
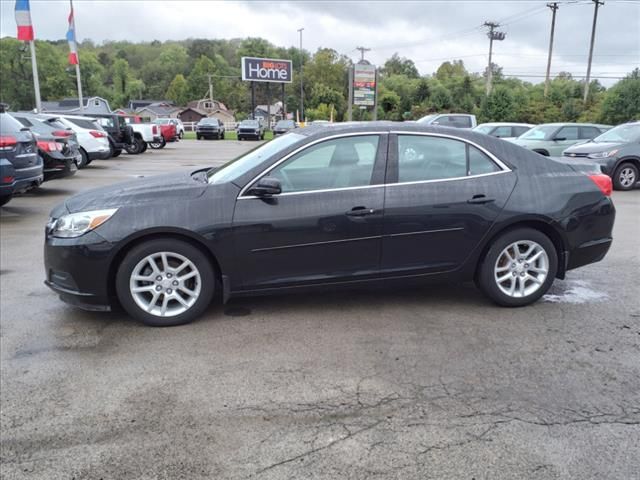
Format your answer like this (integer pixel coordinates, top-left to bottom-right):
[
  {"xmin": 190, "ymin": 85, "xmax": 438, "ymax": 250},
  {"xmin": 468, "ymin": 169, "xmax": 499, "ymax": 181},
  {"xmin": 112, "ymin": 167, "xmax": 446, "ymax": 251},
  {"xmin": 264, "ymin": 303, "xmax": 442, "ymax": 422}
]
[
  {"xmin": 0, "ymin": 182, "xmax": 16, "ymax": 196},
  {"xmin": 43, "ymin": 158, "xmax": 77, "ymax": 180},
  {"xmin": 87, "ymin": 149, "xmax": 112, "ymax": 160},
  {"xmin": 13, "ymin": 169, "xmax": 44, "ymax": 192}
]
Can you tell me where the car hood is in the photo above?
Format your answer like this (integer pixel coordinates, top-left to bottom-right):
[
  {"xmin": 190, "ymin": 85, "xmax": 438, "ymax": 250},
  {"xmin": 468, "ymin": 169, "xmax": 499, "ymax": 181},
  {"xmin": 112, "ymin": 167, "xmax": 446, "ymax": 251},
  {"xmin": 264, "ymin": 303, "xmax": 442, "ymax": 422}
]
[
  {"xmin": 64, "ymin": 169, "xmax": 208, "ymax": 213},
  {"xmin": 563, "ymin": 141, "xmax": 624, "ymax": 154}
]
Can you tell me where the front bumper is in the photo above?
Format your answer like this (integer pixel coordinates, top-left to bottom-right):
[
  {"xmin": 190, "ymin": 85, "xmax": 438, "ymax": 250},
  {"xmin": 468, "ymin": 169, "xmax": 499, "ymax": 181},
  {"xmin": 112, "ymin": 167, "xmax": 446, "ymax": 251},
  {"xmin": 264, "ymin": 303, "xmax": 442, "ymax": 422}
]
[{"xmin": 44, "ymin": 230, "xmax": 114, "ymax": 311}]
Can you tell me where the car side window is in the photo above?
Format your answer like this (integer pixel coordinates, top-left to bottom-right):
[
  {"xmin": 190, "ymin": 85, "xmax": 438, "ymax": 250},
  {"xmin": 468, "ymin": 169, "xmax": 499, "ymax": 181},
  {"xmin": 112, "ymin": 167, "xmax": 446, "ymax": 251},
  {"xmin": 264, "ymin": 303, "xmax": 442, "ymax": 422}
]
[
  {"xmin": 397, "ymin": 135, "xmax": 501, "ymax": 182},
  {"xmin": 513, "ymin": 126, "xmax": 530, "ymax": 137},
  {"xmin": 493, "ymin": 126, "xmax": 512, "ymax": 138},
  {"xmin": 269, "ymin": 135, "xmax": 380, "ymax": 193},
  {"xmin": 580, "ymin": 126, "xmax": 601, "ymax": 139},
  {"xmin": 556, "ymin": 126, "xmax": 579, "ymax": 140},
  {"xmin": 398, "ymin": 136, "xmax": 467, "ymax": 182},
  {"xmin": 469, "ymin": 146, "xmax": 501, "ymax": 175}
]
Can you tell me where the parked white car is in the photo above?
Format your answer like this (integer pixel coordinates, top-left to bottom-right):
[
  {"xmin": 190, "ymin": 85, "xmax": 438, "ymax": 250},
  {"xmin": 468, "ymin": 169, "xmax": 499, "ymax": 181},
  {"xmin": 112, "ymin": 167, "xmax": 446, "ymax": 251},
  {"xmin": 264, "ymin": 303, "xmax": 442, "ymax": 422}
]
[
  {"xmin": 122, "ymin": 117, "xmax": 163, "ymax": 153},
  {"xmin": 473, "ymin": 122, "xmax": 535, "ymax": 140},
  {"xmin": 153, "ymin": 118, "xmax": 185, "ymax": 139},
  {"xmin": 416, "ymin": 113, "xmax": 477, "ymax": 129},
  {"xmin": 39, "ymin": 114, "xmax": 111, "ymax": 166}
]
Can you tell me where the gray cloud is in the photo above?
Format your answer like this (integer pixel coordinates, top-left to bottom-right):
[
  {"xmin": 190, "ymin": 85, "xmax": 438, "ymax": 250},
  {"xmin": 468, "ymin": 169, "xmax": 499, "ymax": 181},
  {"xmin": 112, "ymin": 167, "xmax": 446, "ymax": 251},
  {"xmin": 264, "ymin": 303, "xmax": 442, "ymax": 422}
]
[{"xmin": 0, "ymin": 0, "xmax": 638, "ymax": 85}]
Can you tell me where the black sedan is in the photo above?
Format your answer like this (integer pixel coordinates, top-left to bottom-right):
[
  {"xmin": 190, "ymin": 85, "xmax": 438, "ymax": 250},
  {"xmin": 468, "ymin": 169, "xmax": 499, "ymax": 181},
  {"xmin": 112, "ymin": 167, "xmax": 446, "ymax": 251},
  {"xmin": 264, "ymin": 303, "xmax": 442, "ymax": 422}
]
[
  {"xmin": 34, "ymin": 134, "xmax": 77, "ymax": 181},
  {"xmin": 44, "ymin": 123, "xmax": 615, "ymax": 326},
  {"xmin": 563, "ymin": 121, "xmax": 640, "ymax": 191}
]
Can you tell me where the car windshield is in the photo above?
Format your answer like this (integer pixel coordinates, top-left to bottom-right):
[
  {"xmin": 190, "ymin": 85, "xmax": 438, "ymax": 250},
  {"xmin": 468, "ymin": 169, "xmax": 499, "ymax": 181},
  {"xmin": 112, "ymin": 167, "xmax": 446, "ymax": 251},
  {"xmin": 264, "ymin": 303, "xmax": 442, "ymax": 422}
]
[
  {"xmin": 276, "ymin": 120, "xmax": 294, "ymax": 128},
  {"xmin": 241, "ymin": 120, "xmax": 259, "ymax": 127},
  {"xmin": 593, "ymin": 123, "xmax": 640, "ymax": 143},
  {"xmin": 199, "ymin": 119, "xmax": 217, "ymax": 124},
  {"xmin": 519, "ymin": 125, "xmax": 559, "ymax": 140},
  {"xmin": 473, "ymin": 125, "xmax": 495, "ymax": 134},
  {"xmin": 207, "ymin": 133, "xmax": 305, "ymax": 185},
  {"xmin": 416, "ymin": 114, "xmax": 437, "ymax": 124}
]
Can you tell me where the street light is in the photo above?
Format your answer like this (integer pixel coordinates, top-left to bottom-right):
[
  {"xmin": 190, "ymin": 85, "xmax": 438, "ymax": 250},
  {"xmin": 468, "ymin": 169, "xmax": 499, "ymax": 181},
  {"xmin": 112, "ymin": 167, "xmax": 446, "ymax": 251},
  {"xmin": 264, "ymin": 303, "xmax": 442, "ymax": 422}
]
[{"xmin": 297, "ymin": 27, "xmax": 304, "ymax": 122}]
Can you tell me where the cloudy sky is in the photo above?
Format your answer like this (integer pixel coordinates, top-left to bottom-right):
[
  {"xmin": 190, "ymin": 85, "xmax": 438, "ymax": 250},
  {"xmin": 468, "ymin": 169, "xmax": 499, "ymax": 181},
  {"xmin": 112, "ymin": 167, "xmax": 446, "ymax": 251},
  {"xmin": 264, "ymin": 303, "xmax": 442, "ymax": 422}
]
[{"xmin": 1, "ymin": 0, "xmax": 638, "ymax": 85}]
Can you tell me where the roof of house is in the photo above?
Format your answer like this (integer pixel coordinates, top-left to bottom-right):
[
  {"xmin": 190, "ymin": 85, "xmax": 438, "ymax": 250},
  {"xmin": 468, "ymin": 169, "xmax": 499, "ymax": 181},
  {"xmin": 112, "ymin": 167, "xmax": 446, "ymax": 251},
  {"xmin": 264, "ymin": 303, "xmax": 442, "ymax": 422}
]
[
  {"xmin": 42, "ymin": 96, "xmax": 110, "ymax": 112},
  {"xmin": 135, "ymin": 104, "xmax": 181, "ymax": 116},
  {"xmin": 187, "ymin": 99, "xmax": 229, "ymax": 112},
  {"xmin": 129, "ymin": 99, "xmax": 174, "ymax": 109}
]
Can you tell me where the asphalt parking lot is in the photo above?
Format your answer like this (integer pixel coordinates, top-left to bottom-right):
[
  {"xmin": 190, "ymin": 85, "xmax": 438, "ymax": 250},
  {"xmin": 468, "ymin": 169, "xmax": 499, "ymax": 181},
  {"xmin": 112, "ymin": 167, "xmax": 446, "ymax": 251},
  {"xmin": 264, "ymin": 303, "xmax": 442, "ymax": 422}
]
[{"xmin": 1, "ymin": 140, "xmax": 639, "ymax": 479}]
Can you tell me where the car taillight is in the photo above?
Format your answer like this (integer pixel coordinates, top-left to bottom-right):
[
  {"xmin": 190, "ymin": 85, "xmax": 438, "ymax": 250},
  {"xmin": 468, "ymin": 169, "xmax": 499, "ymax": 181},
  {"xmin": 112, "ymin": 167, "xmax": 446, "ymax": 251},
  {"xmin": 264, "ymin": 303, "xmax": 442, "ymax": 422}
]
[
  {"xmin": 37, "ymin": 140, "xmax": 63, "ymax": 152},
  {"xmin": 152, "ymin": 125, "xmax": 158, "ymax": 134},
  {"xmin": 588, "ymin": 173, "xmax": 612, "ymax": 197},
  {"xmin": 2, "ymin": 175, "xmax": 15, "ymax": 184},
  {"xmin": 89, "ymin": 130, "xmax": 106, "ymax": 138},
  {"xmin": 52, "ymin": 130, "xmax": 72, "ymax": 137},
  {"xmin": 0, "ymin": 135, "xmax": 17, "ymax": 150}
]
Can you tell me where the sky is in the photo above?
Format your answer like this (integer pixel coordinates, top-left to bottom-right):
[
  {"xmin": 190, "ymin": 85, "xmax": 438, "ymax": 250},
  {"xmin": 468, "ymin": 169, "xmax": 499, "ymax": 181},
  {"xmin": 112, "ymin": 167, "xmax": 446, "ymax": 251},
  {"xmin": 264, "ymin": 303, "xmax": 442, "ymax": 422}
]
[{"xmin": 1, "ymin": 0, "xmax": 638, "ymax": 86}]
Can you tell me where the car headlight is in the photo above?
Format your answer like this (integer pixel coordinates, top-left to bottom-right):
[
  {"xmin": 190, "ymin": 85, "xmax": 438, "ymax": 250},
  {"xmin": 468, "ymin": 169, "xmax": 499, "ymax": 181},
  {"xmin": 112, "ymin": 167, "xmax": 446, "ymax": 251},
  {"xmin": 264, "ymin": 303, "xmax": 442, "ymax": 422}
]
[
  {"xmin": 588, "ymin": 149, "xmax": 619, "ymax": 159},
  {"xmin": 50, "ymin": 208, "xmax": 118, "ymax": 238}
]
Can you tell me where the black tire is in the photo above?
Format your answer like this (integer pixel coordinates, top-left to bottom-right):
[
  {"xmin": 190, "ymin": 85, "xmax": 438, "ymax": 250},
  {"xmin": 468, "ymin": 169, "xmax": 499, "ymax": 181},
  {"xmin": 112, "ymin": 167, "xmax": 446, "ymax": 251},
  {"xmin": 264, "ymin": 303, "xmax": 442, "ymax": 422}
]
[
  {"xmin": 112, "ymin": 148, "xmax": 122, "ymax": 158},
  {"xmin": 77, "ymin": 148, "xmax": 89, "ymax": 169},
  {"xmin": 115, "ymin": 239, "xmax": 215, "ymax": 327},
  {"xmin": 149, "ymin": 138, "xmax": 166, "ymax": 149},
  {"xmin": 0, "ymin": 195, "xmax": 12, "ymax": 207},
  {"xmin": 140, "ymin": 141, "xmax": 148, "ymax": 153},
  {"xmin": 196, "ymin": 135, "xmax": 201, "ymax": 140},
  {"xmin": 612, "ymin": 162, "xmax": 638, "ymax": 191},
  {"xmin": 221, "ymin": 132, "xmax": 225, "ymax": 140},
  {"xmin": 476, "ymin": 227, "xmax": 558, "ymax": 307},
  {"xmin": 124, "ymin": 139, "xmax": 143, "ymax": 155},
  {"xmin": 178, "ymin": 131, "xmax": 184, "ymax": 139}
]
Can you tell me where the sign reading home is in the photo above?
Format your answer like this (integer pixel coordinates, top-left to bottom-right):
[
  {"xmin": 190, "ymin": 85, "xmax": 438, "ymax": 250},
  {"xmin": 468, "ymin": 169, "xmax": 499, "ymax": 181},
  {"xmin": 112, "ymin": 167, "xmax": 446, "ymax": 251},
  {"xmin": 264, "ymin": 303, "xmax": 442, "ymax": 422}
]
[{"xmin": 241, "ymin": 57, "xmax": 293, "ymax": 83}]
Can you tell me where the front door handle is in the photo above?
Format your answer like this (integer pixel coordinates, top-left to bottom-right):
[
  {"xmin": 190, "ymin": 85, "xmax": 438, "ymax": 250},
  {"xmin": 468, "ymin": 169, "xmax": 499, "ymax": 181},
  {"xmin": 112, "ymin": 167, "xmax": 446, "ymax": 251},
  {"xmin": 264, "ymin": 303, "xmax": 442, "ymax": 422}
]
[
  {"xmin": 467, "ymin": 194, "xmax": 495, "ymax": 205},
  {"xmin": 346, "ymin": 206, "xmax": 376, "ymax": 217}
]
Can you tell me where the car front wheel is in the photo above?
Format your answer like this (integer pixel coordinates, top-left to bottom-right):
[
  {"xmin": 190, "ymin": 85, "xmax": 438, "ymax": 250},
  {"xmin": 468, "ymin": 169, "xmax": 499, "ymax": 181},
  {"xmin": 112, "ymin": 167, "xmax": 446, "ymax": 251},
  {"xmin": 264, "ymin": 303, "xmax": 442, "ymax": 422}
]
[
  {"xmin": 116, "ymin": 239, "xmax": 215, "ymax": 326},
  {"xmin": 477, "ymin": 228, "xmax": 557, "ymax": 307},
  {"xmin": 613, "ymin": 162, "xmax": 638, "ymax": 191}
]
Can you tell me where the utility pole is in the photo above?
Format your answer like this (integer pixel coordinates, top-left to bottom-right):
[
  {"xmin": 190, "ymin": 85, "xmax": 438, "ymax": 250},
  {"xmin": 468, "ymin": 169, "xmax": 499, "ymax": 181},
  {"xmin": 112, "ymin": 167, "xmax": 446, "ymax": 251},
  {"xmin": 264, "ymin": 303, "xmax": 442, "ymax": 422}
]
[
  {"xmin": 297, "ymin": 27, "xmax": 304, "ymax": 122},
  {"xmin": 583, "ymin": 0, "xmax": 604, "ymax": 104},
  {"xmin": 483, "ymin": 21, "xmax": 506, "ymax": 96},
  {"xmin": 207, "ymin": 74, "xmax": 214, "ymax": 101},
  {"xmin": 544, "ymin": 2, "xmax": 559, "ymax": 97},
  {"xmin": 356, "ymin": 46, "xmax": 371, "ymax": 62}
]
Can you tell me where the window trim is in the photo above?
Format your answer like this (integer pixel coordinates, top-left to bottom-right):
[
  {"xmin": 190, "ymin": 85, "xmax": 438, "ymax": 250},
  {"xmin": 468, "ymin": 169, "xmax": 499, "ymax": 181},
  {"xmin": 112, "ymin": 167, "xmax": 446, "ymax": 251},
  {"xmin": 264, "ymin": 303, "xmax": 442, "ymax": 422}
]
[{"xmin": 238, "ymin": 131, "xmax": 511, "ymax": 199}]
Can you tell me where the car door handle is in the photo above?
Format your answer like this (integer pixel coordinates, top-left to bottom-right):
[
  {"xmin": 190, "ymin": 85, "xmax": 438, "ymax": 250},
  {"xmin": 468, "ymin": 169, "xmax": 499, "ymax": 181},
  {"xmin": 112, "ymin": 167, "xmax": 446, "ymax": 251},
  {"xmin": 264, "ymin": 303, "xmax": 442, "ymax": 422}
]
[
  {"xmin": 467, "ymin": 195, "xmax": 495, "ymax": 205},
  {"xmin": 346, "ymin": 206, "xmax": 376, "ymax": 217}
]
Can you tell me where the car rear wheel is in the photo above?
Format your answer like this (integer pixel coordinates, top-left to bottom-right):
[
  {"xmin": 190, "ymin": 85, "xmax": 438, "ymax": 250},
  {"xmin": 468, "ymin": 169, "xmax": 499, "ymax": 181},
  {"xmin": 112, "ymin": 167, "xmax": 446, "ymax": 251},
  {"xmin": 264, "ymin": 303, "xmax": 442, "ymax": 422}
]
[
  {"xmin": 77, "ymin": 148, "xmax": 89, "ymax": 169},
  {"xmin": 178, "ymin": 131, "xmax": 184, "ymax": 139},
  {"xmin": 477, "ymin": 228, "xmax": 557, "ymax": 307},
  {"xmin": 148, "ymin": 138, "xmax": 166, "ymax": 149},
  {"xmin": 613, "ymin": 162, "xmax": 638, "ymax": 191},
  {"xmin": 116, "ymin": 239, "xmax": 215, "ymax": 326},
  {"xmin": 0, "ymin": 195, "xmax": 12, "ymax": 207}
]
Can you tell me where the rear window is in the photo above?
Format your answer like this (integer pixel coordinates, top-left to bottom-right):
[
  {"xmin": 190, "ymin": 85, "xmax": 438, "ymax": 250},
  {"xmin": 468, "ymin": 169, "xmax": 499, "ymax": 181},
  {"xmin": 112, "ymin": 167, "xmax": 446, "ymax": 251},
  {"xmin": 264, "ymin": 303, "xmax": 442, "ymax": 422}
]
[
  {"xmin": 0, "ymin": 114, "xmax": 25, "ymax": 134},
  {"xmin": 67, "ymin": 117, "xmax": 100, "ymax": 130},
  {"xmin": 15, "ymin": 117, "xmax": 34, "ymax": 127}
]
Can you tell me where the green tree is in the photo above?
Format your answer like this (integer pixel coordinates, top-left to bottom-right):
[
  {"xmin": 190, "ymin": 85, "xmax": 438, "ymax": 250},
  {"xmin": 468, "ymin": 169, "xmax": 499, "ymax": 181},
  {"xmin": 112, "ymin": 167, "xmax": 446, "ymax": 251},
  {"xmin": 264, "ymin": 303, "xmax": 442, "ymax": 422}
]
[
  {"xmin": 600, "ymin": 69, "xmax": 640, "ymax": 124},
  {"xmin": 166, "ymin": 74, "xmax": 189, "ymax": 106},
  {"xmin": 430, "ymin": 85, "xmax": 453, "ymax": 111},
  {"xmin": 382, "ymin": 53, "xmax": 419, "ymax": 78},
  {"xmin": 480, "ymin": 86, "xmax": 515, "ymax": 122}
]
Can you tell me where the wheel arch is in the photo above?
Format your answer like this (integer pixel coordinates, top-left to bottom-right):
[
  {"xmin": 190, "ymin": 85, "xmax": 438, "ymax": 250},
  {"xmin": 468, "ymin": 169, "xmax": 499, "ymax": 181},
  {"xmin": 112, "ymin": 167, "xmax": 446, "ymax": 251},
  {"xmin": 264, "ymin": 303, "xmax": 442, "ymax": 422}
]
[
  {"xmin": 532, "ymin": 149, "xmax": 550, "ymax": 156},
  {"xmin": 615, "ymin": 156, "xmax": 640, "ymax": 171},
  {"xmin": 107, "ymin": 228, "xmax": 224, "ymax": 300},
  {"xmin": 473, "ymin": 218, "xmax": 568, "ymax": 281}
]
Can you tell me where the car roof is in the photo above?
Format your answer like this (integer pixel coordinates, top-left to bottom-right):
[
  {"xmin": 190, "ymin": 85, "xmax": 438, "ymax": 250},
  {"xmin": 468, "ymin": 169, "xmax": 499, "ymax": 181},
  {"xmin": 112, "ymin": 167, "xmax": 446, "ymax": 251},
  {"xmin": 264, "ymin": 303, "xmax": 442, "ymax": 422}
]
[
  {"xmin": 533, "ymin": 122, "xmax": 611, "ymax": 127},
  {"xmin": 476, "ymin": 122, "xmax": 534, "ymax": 127}
]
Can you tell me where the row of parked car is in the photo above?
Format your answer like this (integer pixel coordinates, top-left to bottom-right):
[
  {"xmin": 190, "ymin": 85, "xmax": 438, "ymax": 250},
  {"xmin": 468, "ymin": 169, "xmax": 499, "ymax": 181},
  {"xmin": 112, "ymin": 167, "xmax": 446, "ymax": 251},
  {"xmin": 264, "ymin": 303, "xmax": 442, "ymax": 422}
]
[
  {"xmin": 414, "ymin": 113, "xmax": 639, "ymax": 191},
  {"xmin": 195, "ymin": 118, "xmax": 298, "ymax": 141},
  {"xmin": 0, "ymin": 106, "xmax": 184, "ymax": 206}
]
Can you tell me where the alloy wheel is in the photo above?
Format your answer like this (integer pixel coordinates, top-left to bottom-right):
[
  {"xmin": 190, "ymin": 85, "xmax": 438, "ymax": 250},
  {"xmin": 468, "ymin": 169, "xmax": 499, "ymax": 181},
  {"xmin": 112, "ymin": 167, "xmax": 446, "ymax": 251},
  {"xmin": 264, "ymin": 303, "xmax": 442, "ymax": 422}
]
[
  {"xmin": 129, "ymin": 251, "xmax": 201, "ymax": 317},
  {"xmin": 619, "ymin": 167, "xmax": 636, "ymax": 188},
  {"xmin": 494, "ymin": 240, "xmax": 549, "ymax": 298}
]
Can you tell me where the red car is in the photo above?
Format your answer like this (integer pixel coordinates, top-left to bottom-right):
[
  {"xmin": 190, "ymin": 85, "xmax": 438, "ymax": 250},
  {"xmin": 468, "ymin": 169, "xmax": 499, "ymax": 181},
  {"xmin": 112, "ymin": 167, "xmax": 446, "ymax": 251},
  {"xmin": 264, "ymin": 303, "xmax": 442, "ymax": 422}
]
[{"xmin": 151, "ymin": 119, "xmax": 177, "ymax": 149}]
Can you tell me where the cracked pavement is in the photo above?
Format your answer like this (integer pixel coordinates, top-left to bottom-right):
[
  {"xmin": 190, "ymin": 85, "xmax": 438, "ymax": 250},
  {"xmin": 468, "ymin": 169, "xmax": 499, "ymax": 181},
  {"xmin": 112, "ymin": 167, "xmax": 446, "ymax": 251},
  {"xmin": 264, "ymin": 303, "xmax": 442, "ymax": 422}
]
[{"xmin": 1, "ymin": 141, "xmax": 639, "ymax": 479}]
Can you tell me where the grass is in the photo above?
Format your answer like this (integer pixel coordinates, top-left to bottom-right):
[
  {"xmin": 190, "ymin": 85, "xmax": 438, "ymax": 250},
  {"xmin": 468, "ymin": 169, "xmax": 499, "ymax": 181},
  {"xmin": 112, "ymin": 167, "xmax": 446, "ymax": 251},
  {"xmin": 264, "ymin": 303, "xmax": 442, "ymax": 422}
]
[{"xmin": 183, "ymin": 131, "xmax": 274, "ymax": 141}]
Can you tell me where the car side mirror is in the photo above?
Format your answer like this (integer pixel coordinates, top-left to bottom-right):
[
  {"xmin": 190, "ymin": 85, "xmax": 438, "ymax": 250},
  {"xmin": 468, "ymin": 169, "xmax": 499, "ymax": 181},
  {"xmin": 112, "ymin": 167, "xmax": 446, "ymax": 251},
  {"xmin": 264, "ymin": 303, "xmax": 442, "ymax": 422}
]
[{"xmin": 248, "ymin": 177, "xmax": 281, "ymax": 196}]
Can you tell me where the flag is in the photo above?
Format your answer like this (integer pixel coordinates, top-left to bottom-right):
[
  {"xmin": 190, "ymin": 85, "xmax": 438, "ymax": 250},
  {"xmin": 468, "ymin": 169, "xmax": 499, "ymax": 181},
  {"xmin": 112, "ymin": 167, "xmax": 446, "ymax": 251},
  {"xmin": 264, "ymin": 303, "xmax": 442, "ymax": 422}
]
[
  {"xmin": 66, "ymin": 0, "xmax": 78, "ymax": 65},
  {"xmin": 15, "ymin": 0, "xmax": 34, "ymax": 41}
]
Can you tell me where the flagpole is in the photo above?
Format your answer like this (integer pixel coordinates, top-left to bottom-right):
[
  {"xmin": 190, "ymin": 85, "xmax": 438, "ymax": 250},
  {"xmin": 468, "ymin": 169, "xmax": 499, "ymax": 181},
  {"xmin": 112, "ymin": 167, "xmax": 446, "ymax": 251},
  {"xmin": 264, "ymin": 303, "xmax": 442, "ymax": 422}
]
[
  {"xmin": 75, "ymin": 63, "xmax": 83, "ymax": 111},
  {"xmin": 28, "ymin": 40, "xmax": 42, "ymax": 112}
]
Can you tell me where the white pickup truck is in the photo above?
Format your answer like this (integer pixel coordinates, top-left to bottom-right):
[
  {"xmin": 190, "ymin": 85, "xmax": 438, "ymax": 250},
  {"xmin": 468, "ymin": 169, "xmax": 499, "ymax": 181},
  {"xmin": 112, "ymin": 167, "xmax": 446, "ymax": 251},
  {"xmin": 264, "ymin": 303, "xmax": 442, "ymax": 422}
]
[
  {"xmin": 416, "ymin": 113, "xmax": 477, "ymax": 129},
  {"xmin": 122, "ymin": 116, "xmax": 164, "ymax": 154}
]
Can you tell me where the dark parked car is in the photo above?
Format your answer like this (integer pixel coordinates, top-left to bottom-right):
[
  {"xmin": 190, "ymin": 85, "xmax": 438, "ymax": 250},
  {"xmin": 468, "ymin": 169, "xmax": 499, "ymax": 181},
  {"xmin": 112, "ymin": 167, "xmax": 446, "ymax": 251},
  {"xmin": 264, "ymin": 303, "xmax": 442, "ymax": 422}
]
[
  {"xmin": 0, "ymin": 158, "xmax": 16, "ymax": 206},
  {"xmin": 0, "ymin": 109, "xmax": 43, "ymax": 193},
  {"xmin": 12, "ymin": 113, "xmax": 84, "ymax": 168},
  {"xmin": 273, "ymin": 119, "xmax": 296, "ymax": 136},
  {"xmin": 563, "ymin": 121, "xmax": 640, "ymax": 191},
  {"xmin": 44, "ymin": 123, "xmax": 615, "ymax": 326},
  {"xmin": 86, "ymin": 114, "xmax": 135, "ymax": 156},
  {"xmin": 196, "ymin": 118, "xmax": 225, "ymax": 140},
  {"xmin": 237, "ymin": 119, "xmax": 265, "ymax": 140}
]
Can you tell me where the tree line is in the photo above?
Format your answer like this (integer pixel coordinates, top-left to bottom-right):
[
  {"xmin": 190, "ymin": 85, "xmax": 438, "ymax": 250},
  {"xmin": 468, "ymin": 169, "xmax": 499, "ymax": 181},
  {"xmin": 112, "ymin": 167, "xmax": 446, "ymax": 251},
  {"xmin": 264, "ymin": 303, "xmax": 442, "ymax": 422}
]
[{"xmin": 0, "ymin": 36, "xmax": 638, "ymax": 125}]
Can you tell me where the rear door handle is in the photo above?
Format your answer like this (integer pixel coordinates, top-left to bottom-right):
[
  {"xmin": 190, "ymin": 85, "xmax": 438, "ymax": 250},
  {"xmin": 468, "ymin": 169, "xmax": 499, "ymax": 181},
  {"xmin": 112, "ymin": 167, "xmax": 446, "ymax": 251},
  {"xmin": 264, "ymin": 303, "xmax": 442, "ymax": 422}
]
[
  {"xmin": 467, "ymin": 194, "xmax": 495, "ymax": 205},
  {"xmin": 346, "ymin": 206, "xmax": 376, "ymax": 217}
]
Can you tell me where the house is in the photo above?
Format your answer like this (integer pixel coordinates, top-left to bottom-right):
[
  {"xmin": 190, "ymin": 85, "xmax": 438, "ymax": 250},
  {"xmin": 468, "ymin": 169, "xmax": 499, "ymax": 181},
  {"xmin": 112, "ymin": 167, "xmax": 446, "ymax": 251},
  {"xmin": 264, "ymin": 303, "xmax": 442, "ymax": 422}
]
[
  {"xmin": 128, "ymin": 99, "xmax": 173, "ymax": 110},
  {"xmin": 41, "ymin": 96, "xmax": 112, "ymax": 114},
  {"xmin": 134, "ymin": 102, "xmax": 181, "ymax": 120},
  {"xmin": 253, "ymin": 101, "xmax": 284, "ymax": 125},
  {"xmin": 180, "ymin": 99, "xmax": 235, "ymax": 124}
]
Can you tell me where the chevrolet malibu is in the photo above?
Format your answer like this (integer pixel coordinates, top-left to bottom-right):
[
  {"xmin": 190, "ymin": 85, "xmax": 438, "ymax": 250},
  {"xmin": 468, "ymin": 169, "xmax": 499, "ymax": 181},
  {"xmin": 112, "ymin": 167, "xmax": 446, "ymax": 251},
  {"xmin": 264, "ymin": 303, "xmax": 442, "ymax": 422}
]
[{"xmin": 45, "ymin": 123, "xmax": 615, "ymax": 326}]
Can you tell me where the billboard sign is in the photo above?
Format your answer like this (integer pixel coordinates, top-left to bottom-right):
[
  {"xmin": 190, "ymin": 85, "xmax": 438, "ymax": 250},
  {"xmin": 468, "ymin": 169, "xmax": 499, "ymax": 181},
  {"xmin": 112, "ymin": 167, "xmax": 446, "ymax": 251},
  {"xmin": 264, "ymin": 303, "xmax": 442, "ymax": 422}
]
[
  {"xmin": 241, "ymin": 57, "xmax": 293, "ymax": 83},
  {"xmin": 353, "ymin": 64, "xmax": 376, "ymax": 106}
]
